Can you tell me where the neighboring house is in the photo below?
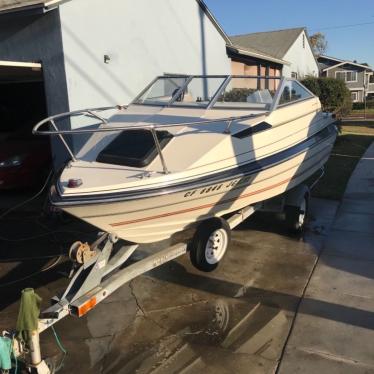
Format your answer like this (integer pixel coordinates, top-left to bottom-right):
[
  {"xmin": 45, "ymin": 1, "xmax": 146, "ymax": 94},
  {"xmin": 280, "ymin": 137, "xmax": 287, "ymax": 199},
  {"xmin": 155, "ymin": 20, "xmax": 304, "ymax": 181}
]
[
  {"xmin": 0, "ymin": 0, "xmax": 231, "ymax": 165},
  {"xmin": 226, "ymin": 39, "xmax": 286, "ymax": 80},
  {"xmin": 318, "ymin": 55, "xmax": 374, "ymax": 103},
  {"xmin": 229, "ymin": 27, "xmax": 319, "ymax": 79}
]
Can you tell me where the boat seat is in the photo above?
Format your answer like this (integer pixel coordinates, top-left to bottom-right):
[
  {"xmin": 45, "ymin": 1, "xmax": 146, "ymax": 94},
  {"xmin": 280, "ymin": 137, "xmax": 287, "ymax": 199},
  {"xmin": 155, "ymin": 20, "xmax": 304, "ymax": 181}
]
[
  {"xmin": 247, "ymin": 89, "xmax": 273, "ymax": 104},
  {"xmin": 183, "ymin": 93, "xmax": 194, "ymax": 102},
  {"xmin": 96, "ymin": 129, "xmax": 173, "ymax": 168}
]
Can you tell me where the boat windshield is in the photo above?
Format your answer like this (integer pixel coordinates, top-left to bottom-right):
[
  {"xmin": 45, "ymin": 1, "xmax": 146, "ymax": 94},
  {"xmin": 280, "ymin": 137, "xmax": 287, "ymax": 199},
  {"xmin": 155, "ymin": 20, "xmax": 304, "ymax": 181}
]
[
  {"xmin": 134, "ymin": 75, "xmax": 285, "ymax": 109},
  {"xmin": 134, "ymin": 76, "xmax": 190, "ymax": 106},
  {"xmin": 214, "ymin": 77, "xmax": 280, "ymax": 110}
]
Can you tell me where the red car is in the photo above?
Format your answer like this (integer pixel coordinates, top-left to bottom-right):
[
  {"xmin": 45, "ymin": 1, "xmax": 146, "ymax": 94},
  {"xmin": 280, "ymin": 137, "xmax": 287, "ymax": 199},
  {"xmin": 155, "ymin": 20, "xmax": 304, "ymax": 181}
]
[{"xmin": 0, "ymin": 130, "xmax": 51, "ymax": 190}]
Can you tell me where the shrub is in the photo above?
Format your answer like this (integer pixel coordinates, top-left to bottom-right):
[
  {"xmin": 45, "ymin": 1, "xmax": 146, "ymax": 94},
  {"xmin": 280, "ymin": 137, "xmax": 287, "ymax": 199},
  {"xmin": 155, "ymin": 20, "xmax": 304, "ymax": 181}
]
[
  {"xmin": 301, "ymin": 77, "xmax": 352, "ymax": 117},
  {"xmin": 301, "ymin": 77, "xmax": 321, "ymax": 97},
  {"xmin": 221, "ymin": 88, "xmax": 254, "ymax": 102},
  {"xmin": 352, "ymin": 99, "xmax": 374, "ymax": 110}
]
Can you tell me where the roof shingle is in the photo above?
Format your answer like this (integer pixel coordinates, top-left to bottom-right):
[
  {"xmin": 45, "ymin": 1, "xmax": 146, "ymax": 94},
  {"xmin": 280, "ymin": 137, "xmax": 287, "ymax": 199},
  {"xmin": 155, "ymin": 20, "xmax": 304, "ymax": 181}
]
[{"xmin": 230, "ymin": 27, "xmax": 305, "ymax": 60}]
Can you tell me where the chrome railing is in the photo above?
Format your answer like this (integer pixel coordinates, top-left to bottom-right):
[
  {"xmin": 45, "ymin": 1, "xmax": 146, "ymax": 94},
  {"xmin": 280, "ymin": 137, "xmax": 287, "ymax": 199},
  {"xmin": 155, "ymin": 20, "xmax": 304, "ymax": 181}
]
[
  {"xmin": 33, "ymin": 75, "xmax": 311, "ymax": 175},
  {"xmin": 32, "ymin": 107, "xmax": 261, "ymax": 174}
]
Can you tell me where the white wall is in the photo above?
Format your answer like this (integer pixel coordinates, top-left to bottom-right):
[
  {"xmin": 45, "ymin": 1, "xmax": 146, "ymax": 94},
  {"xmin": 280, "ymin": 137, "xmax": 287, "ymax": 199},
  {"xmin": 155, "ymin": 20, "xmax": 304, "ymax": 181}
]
[
  {"xmin": 282, "ymin": 31, "xmax": 318, "ymax": 79},
  {"xmin": 59, "ymin": 0, "xmax": 231, "ymax": 112}
]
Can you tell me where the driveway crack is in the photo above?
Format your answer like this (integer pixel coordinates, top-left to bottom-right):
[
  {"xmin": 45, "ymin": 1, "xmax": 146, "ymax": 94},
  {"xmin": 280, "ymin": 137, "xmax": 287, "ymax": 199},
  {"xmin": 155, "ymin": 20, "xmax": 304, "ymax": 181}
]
[{"xmin": 129, "ymin": 280, "xmax": 169, "ymax": 333}]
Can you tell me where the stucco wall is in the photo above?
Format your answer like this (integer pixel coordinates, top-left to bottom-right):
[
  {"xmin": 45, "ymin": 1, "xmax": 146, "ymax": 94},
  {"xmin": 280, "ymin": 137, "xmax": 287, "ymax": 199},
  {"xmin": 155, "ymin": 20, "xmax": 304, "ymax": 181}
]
[
  {"xmin": 282, "ymin": 31, "xmax": 318, "ymax": 78},
  {"xmin": 0, "ymin": 10, "xmax": 70, "ymax": 164},
  {"xmin": 230, "ymin": 56, "xmax": 282, "ymax": 78},
  {"xmin": 59, "ymin": 0, "xmax": 231, "ymax": 113},
  {"xmin": 231, "ymin": 60, "xmax": 258, "ymax": 76}
]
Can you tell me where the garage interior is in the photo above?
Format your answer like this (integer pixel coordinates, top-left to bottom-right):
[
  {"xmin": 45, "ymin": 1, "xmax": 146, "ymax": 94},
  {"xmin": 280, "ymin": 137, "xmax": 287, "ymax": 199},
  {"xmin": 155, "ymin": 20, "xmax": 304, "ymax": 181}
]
[{"xmin": 0, "ymin": 61, "xmax": 51, "ymax": 190}]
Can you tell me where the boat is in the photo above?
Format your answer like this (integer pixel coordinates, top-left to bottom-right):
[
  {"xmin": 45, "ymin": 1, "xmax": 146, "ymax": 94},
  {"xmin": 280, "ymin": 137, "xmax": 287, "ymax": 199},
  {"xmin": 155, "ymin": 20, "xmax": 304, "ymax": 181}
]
[{"xmin": 33, "ymin": 75, "xmax": 338, "ymax": 244}]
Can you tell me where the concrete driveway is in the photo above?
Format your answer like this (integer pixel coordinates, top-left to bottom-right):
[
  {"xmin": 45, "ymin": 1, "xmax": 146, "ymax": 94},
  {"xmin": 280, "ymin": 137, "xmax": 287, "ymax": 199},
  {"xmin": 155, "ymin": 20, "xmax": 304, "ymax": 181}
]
[{"xmin": 0, "ymin": 198, "xmax": 337, "ymax": 373}]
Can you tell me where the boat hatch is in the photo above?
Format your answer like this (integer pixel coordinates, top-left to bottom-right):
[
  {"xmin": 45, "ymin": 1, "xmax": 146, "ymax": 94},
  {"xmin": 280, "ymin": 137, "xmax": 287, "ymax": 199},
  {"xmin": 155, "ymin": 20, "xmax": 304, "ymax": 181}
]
[{"xmin": 96, "ymin": 129, "xmax": 173, "ymax": 167}]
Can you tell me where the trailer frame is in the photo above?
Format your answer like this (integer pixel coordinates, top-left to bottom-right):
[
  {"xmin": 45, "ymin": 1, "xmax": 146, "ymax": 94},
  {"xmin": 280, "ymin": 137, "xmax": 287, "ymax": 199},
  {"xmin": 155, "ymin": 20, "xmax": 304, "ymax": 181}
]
[{"xmin": 8, "ymin": 177, "xmax": 320, "ymax": 373}]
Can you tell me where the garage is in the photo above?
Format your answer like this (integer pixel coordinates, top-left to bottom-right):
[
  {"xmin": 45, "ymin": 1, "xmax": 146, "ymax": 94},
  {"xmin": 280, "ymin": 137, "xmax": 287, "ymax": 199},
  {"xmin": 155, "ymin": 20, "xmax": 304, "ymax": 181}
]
[{"xmin": 0, "ymin": 60, "xmax": 52, "ymax": 190}]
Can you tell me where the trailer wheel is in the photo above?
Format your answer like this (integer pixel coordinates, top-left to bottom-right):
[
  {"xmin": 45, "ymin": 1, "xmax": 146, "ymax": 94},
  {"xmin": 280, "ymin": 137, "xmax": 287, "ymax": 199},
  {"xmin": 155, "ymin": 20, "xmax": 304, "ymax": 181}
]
[
  {"xmin": 285, "ymin": 194, "xmax": 309, "ymax": 233},
  {"xmin": 189, "ymin": 218, "xmax": 231, "ymax": 272}
]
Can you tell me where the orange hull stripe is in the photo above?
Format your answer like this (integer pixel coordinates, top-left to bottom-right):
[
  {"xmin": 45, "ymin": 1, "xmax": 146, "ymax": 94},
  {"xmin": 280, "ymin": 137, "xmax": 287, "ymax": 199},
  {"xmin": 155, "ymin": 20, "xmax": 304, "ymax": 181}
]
[
  {"xmin": 109, "ymin": 154, "xmax": 326, "ymax": 228},
  {"xmin": 110, "ymin": 176, "xmax": 291, "ymax": 227}
]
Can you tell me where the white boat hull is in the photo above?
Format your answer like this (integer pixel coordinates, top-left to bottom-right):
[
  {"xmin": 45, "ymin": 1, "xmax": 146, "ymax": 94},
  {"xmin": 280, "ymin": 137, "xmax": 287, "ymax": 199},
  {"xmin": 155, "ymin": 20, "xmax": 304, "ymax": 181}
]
[{"xmin": 60, "ymin": 130, "xmax": 335, "ymax": 243}]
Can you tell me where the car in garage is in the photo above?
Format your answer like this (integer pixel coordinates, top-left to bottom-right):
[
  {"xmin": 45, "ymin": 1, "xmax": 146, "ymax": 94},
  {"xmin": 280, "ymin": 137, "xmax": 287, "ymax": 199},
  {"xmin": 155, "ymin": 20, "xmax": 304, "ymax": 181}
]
[{"xmin": 0, "ymin": 126, "xmax": 51, "ymax": 190}]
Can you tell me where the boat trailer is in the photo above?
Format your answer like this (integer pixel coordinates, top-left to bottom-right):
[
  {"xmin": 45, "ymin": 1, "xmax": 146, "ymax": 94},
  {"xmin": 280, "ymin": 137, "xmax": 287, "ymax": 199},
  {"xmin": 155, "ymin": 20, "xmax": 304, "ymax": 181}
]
[{"xmin": 3, "ymin": 181, "xmax": 316, "ymax": 373}]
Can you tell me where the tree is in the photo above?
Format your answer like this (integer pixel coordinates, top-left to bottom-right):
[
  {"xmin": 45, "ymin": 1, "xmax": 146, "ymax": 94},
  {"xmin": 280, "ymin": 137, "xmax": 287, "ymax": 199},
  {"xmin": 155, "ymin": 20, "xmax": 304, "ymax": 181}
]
[{"xmin": 309, "ymin": 32, "xmax": 328, "ymax": 56}]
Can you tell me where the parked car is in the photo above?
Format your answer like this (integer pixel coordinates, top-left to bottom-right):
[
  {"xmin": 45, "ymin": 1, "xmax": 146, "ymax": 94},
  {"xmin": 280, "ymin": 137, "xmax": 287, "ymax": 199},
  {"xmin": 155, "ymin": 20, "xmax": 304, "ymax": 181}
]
[{"xmin": 0, "ymin": 127, "xmax": 51, "ymax": 190}]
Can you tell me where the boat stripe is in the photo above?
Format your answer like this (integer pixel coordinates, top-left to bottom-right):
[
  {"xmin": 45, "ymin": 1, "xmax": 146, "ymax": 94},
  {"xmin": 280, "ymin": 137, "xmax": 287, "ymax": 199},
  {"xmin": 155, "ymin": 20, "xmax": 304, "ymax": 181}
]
[
  {"xmin": 109, "ymin": 152, "xmax": 328, "ymax": 227},
  {"xmin": 54, "ymin": 125, "xmax": 336, "ymax": 207}
]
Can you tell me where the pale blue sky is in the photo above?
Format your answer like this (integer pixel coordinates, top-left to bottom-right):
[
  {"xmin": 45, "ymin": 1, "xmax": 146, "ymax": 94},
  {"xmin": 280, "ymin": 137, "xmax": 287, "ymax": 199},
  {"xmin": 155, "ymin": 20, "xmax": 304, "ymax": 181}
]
[{"xmin": 205, "ymin": 0, "xmax": 374, "ymax": 67}]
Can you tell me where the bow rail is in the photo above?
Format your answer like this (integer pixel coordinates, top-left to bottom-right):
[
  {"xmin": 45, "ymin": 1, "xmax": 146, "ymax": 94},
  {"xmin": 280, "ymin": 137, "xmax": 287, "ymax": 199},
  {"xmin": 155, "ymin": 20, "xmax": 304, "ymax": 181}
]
[{"xmin": 32, "ymin": 108, "xmax": 261, "ymax": 173}]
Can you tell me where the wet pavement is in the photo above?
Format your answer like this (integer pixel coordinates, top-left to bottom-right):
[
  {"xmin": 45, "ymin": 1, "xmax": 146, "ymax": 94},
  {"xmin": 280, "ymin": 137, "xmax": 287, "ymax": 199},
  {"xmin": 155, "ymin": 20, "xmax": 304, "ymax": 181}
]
[
  {"xmin": 279, "ymin": 143, "xmax": 374, "ymax": 373},
  {"xmin": 0, "ymin": 196, "xmax": 338, "ymax": 373}
]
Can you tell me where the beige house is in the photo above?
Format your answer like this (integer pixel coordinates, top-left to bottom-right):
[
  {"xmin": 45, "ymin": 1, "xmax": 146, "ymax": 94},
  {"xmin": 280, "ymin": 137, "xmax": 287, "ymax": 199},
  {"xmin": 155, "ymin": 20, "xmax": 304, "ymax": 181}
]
[{"xmin": 228, "ymin": 27, "xmax": 319, "ymax": 80}]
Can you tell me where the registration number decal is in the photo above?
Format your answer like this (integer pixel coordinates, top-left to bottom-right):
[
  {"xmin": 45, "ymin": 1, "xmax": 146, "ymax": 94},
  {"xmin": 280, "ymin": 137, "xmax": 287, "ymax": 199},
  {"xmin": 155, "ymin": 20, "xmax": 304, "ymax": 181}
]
[{"xmin": 184, "ymin": 175, "xmax": 253, "ymax": 198}]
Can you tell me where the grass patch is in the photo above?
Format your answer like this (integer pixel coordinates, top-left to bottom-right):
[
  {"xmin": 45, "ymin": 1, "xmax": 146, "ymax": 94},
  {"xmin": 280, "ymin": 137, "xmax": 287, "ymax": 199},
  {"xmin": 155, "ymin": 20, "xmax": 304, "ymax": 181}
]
[
  {"xmin": 311, "ymin": 123, "xmax": 374, "ymax": 200},
  {"xmin": 351, "ymin": 108, "xmax": 374, "ymax": 114}
]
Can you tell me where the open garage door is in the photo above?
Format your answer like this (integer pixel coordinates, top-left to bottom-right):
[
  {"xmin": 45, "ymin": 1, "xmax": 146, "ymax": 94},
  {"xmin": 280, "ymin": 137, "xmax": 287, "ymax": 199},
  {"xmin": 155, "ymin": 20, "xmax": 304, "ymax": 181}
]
[
  {"xmin": 0, "ymin": 60, "xmax": 51, "ymax": 190},
  {"xmin": 0, "ymin": 60, "xmax": 42, "ymax": 83}
]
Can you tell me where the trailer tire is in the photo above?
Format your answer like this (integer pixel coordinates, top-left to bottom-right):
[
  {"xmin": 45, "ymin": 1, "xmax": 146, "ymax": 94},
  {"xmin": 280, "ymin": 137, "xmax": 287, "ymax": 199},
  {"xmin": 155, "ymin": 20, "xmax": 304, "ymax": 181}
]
[
  {"xmin": 189, "ymin": 218, "xmax": 231, "ymax": 272},
  {"xmin": 285, "ymin": 194, "xmax": 309, "ymax": 233}
]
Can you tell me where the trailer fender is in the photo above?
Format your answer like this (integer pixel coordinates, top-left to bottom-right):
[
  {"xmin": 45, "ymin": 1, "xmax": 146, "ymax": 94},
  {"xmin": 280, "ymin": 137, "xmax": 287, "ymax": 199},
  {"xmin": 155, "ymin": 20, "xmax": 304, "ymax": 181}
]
[{"xmin": 284, "ymin": 184, "xmax": 310, "ymax": 208}]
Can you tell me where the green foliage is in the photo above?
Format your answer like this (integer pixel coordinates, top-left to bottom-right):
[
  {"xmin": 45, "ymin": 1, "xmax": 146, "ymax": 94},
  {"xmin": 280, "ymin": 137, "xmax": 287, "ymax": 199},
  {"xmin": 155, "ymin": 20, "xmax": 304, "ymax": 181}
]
[
  {"xmin": 301, "ymin": 77, "xmax": 352, "ymax": 117},
  {"xmin": 301, "ymin": 77, "xmax": 321, "ymax": 97},
  {"xmin": 221, "ymin": 88, "xmax": 255, "ymax": 102},
  {"xmin": 352, "ymin": 99, "xmax": 374, "ymax": 110}
]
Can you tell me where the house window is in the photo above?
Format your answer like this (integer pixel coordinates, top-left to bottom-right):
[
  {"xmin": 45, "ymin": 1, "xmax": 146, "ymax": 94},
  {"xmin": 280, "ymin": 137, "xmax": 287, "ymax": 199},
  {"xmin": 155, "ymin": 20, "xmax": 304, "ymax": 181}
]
[
  {"xmin": 335, "ymin": 71, "xmax": 358, "ymax": 82},
  {"xmin": 291, "ymin": 72, "xmax": 298, "ymax": 79},
  {"xmin": 370, "ymin": 75, "xmax": 374, "ymax": 83},
  {"xmin": 351, "ymin": 92, "xmax": 358, "ymax": 102},
  {"xmin": 302, "ymin": 34, "xmax": 305, "ymax": 49},
  {"xmin": 346, "ymin": 71, "xmax": 357, "ymax": 82},
  {"xmin": 335, "ymin": 72, "xmax": 344, "ymax": 81}
]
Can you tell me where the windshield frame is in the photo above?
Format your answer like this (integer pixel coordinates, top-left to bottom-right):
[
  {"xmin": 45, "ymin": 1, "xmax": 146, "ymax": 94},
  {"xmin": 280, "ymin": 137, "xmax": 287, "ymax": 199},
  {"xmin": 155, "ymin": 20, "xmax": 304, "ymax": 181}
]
[{"xmin": 131, "ymin": 75, "xmax": 313, "ymax": 111}]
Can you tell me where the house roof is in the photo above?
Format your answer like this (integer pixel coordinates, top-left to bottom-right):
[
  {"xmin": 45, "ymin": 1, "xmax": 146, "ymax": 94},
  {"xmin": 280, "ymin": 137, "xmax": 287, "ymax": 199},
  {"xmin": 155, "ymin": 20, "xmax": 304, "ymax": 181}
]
[
  {"xmin": 196, "ymin": 0, "xmax": 231, "ymax": 45},
  {"xmin": 230, "ymin": 27, "xmax": 305, "ymax": 60},
  {"xmin": 318, "ymin": 55, "xmax": 344, "ymax": 64},
  {"xmin": 0, "ymin": 0, "xmax": 65, "ymax": 13},
  {"xmin": 227, "ymin": 44, "xmax": 289, "ymax": 66},
  {"xmin": 319, "ymin": 55, "xmax": 373, "ymax": 72}
]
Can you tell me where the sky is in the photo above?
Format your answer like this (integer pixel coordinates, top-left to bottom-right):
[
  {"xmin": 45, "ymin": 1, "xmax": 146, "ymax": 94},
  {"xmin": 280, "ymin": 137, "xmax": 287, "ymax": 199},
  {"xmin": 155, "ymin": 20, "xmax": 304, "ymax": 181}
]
[{"xmin": 204, "ymin": 0, "xmax": 374, "ymax": 67}]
